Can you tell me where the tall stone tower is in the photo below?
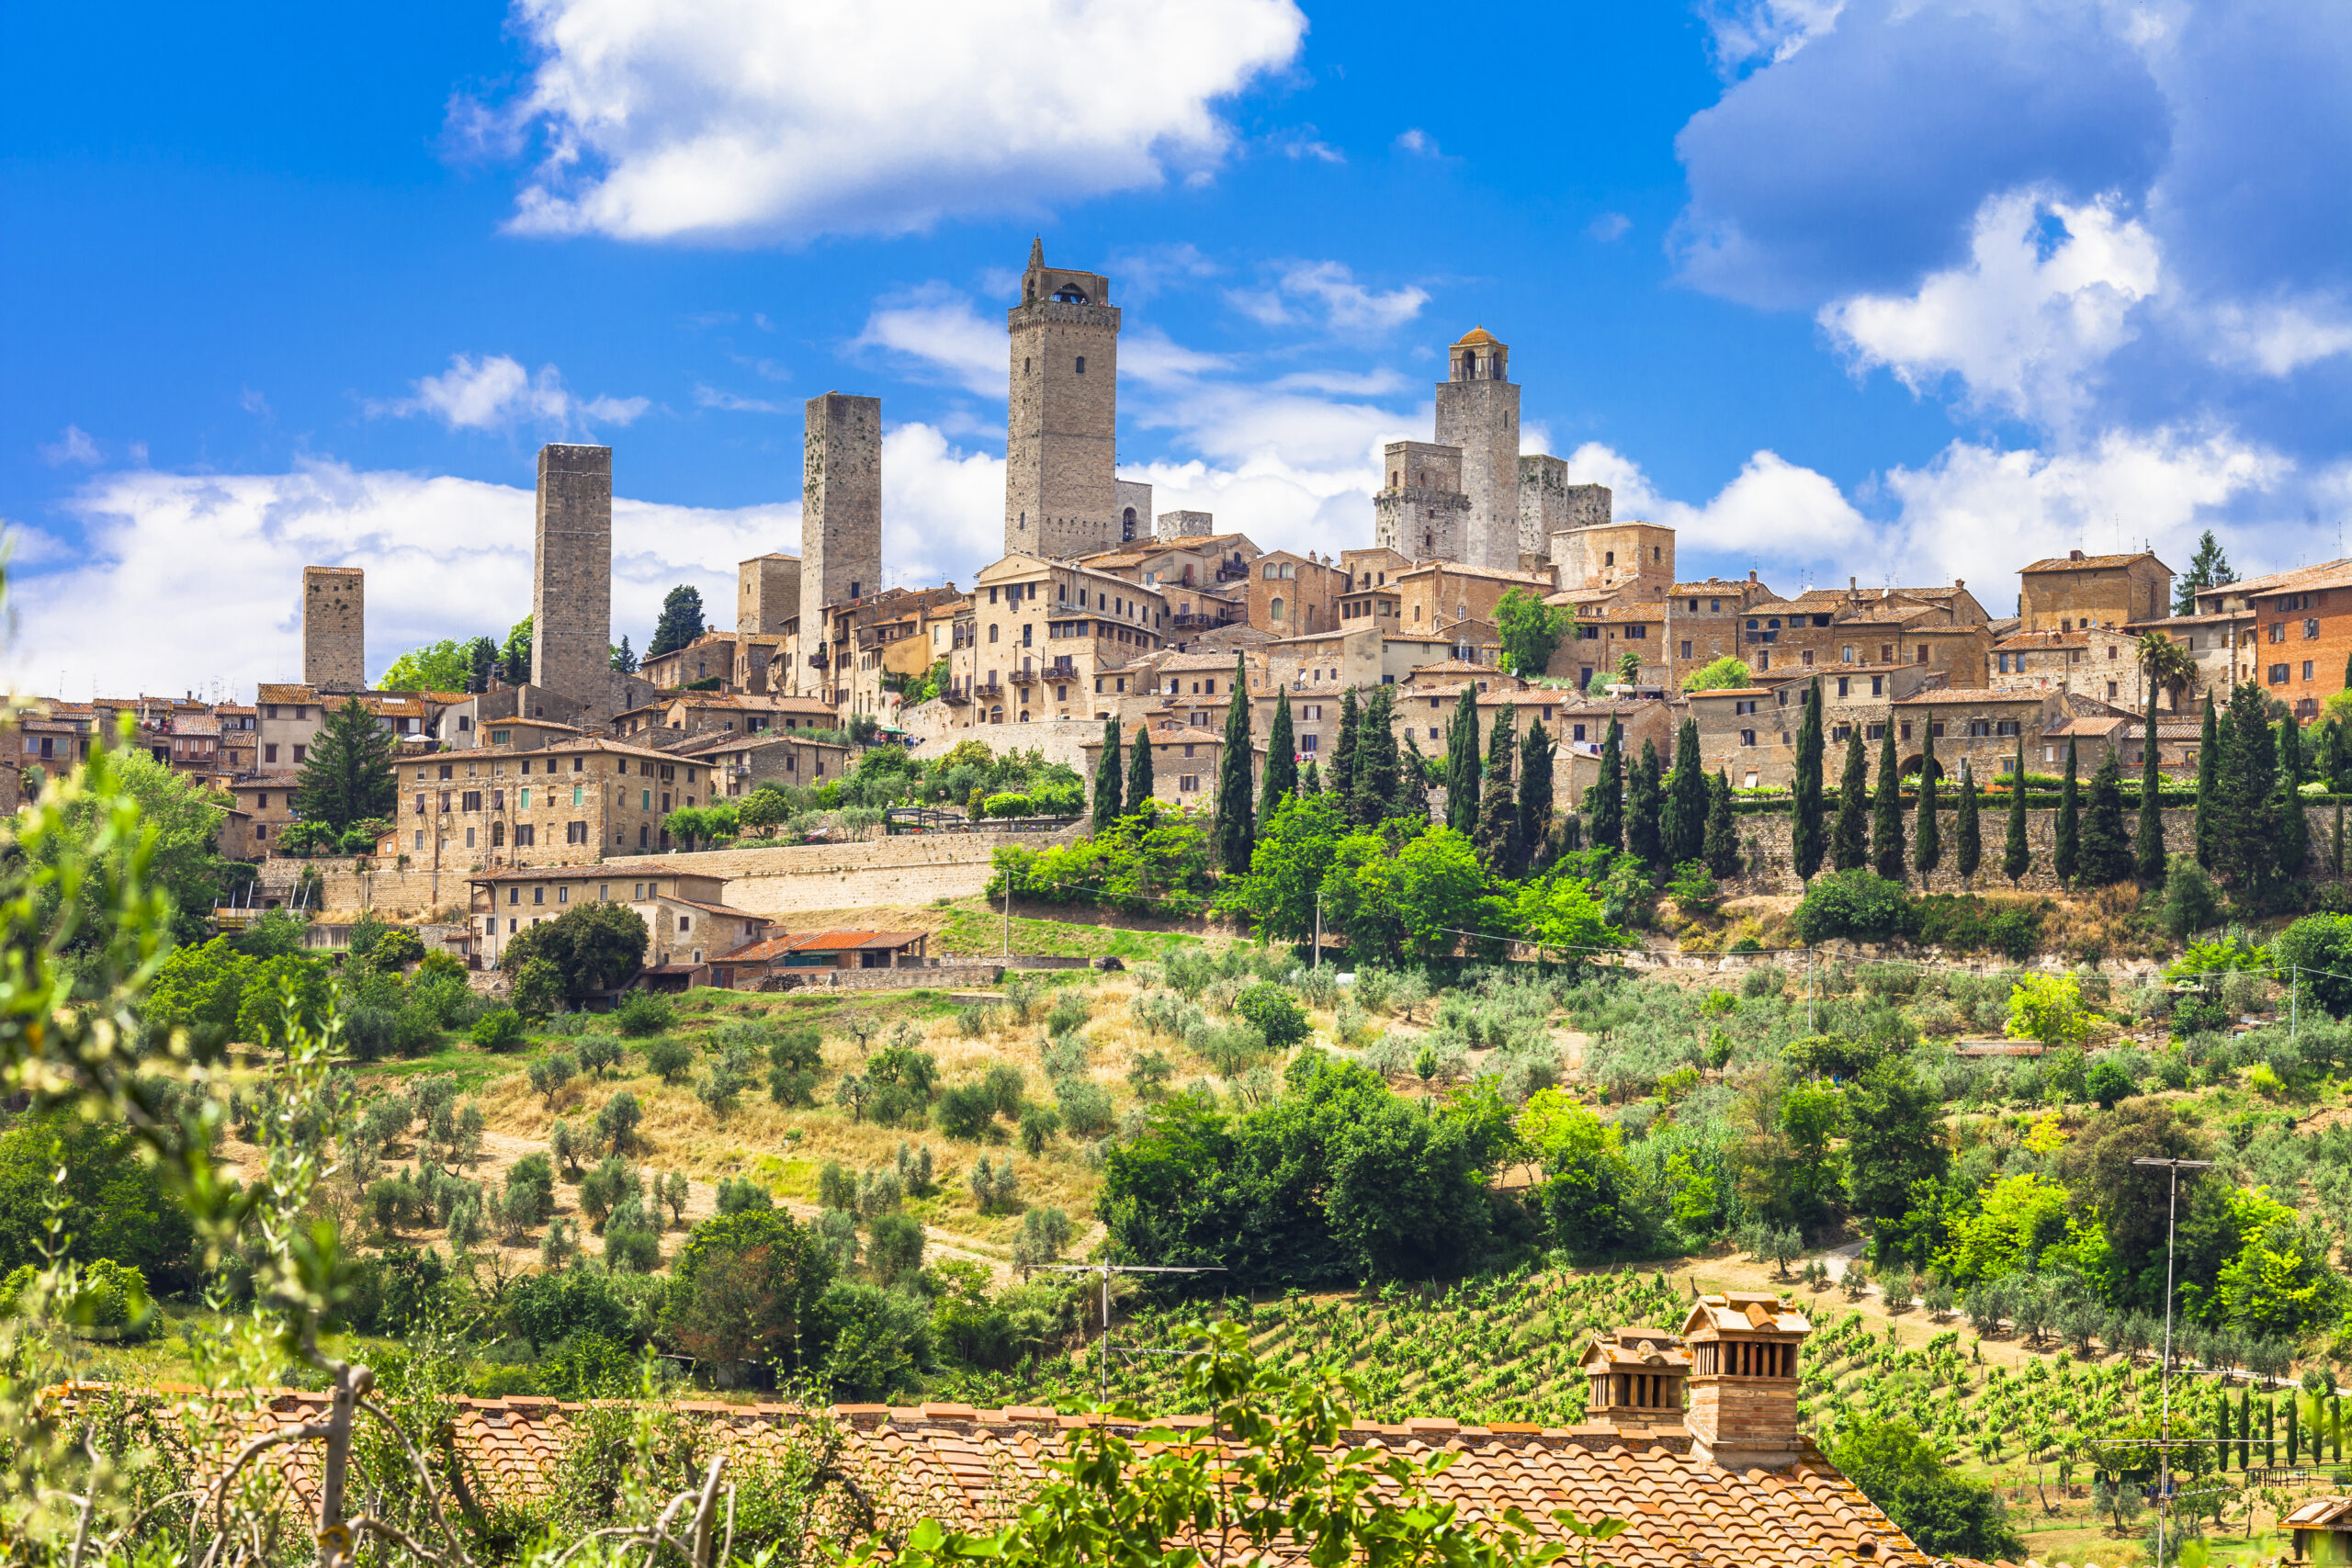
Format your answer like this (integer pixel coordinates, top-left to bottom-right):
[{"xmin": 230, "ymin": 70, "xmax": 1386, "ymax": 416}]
[
  {"xmin": 1004, "ymin": 240, "xmax": 1120, "ymax": 558},
  {"xmin": 1432, "ymin": 327, "xmax": 1521, "ymax": 572},
  {"xmin": 301, "ymin": 566, "xmax": 366, "ymax": 690},
  {"xmin": 738, "ymin": 552, "xmax": 802, "ymax": 634},
  {"xmin": 800, "ymin": 392, "xmax": 882, "ymax": 631},
  {"xmin": 531, "ymin": 444, "xmax": 612, "ymax": 705},
  {"xmin": 1374, "ymin": 442, "xmax": 1469, "ymax": 562}
]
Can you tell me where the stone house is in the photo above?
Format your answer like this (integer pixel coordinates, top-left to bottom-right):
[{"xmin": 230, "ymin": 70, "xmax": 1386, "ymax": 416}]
[
  {"xmin": 669, "ymin": 728, "xmax": 850, "ymax": 797},
  {"xmin": 216, "ymin": 705, "xmax": 257, "ymax": 773},
  {"xmin": 1560, "ymin": 598, "xmax": 1668, "ymax": 691},
  {"xmin": 1680, "ymin": 684, "xmax": 1797, "ymax": 790},
  {"xmin": 397, "ymin": 737, "xmax": 698, "ymax": 868},
  {"xmin": 224, "ymin": 775, "xmax": 300, "ymax": 855},
  {"xmin": 944, "ymin": 553, "xmax": 1170, "ymax": 728},
  {"xmin": 1079, "ymin": 533, "xmax": 1261, "ymax": 595},
  {"xmin": 432, "ymin": 683, "xmax": 591, "ymax": 748},
  {"xmin": 1394, "ymin": 559, "xmax": 1554, "ymax": 640},
  {"xmin": 1081, "ymin": 718, "xmax": 1261, "ymax": 807},
  {"xmin": 467, "ymin": 865, "xmax": 769, "ymax": 978},
  {"xmin": 612, "ymin": 694, "xmax": 840, "ymax": 744},
  {"xmin": 1246, "ymin": 550, "xmax": 1347, "ymax": 636},
  {"xmin": 1816, "ymin": 662, "xmax": 1943, "ymax": 746},
  {"xmin": 639, "ymin": 630, "xmax": 741, "ymax": 691},
  {"xmin": 2122, "ymin": 611, "xmax": 2249, "ymax": 707},
  {"xmin": 256, "ymin": 685, "xmax": 434, "ymax": 768},
  {"xmin": 709, "ymin": 929, "xmax": 931, "ymax": 988},
  {"xmin": 1989, "ymin": 626, "xmax": 2149, "ymax": 708},
  {"xmin": 1665, "ymin": 575, "xmax": 1780, "ymax": 685},
  {"xmin": 2018, "ymin": 547, "xmax": 2174, "ymax": 630},
  {"xmin": 1884, "ymin": 688, "xmax": 2124, "ymax": 782},
  {"xmin": 1736, "ymin": 581, "xmax": 1993, "ymax": 682},
  {"xmin": 2233, "ymin": 560, "xmax": 2352, "ymax": 722}
]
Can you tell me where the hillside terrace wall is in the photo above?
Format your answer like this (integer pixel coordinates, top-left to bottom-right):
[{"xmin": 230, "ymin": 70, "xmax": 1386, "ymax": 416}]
[{"xmin": 303, "ymin": 823, "xmax": 1086, "ymax": 922}]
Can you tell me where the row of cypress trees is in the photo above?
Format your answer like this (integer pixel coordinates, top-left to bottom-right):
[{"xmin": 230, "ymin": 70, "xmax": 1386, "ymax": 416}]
[{"xmin": 1583, "ymin": 716, "xmax": 1747, "ymax": 881}]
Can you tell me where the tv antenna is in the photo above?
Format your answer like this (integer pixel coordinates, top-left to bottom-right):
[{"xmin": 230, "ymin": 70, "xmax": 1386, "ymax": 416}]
[{"xmin": 1038, "ymin": 1263, "xmax": 1227, "ymax": 1405}]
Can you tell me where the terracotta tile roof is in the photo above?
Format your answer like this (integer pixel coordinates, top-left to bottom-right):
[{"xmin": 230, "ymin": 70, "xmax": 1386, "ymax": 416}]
[
  {"xmin": 1408, "ymin": 659, "xmax": 1510, "ymax": 678},
  {"xmin": 2043, "ymin": 716, "xmax": 2129, "ymax": 737},
  {"xmin": 73, "ymin": 1389, "xmax": 1984, "ymax": 1568},
  {"xmin": 1894, "ymin": 688, "xmax": 2046, "ymax": 706},
  {"xmin": 657, "ymin": 895, "xmax": 771, "ymax": 922},
  {"xmin": 2020, "ymin": 549, "xmax": 2167, "ymax": 573},
  {"xmin": 2202, "ymin": 558, "xmax": 2352, "ymax": 598},
  {"xmin": 1993, "ymin": 631, "xmax": 2095, "ymax": 650}
]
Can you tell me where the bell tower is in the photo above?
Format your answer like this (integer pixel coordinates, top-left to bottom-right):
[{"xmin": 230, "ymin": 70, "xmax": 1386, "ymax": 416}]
[
  {"xmin": 1004, "ymin": 240, "xmax": 1121, "ymax": 559},
  {"xmin": 1432, "ymin": 326, "xmax": 1521, "ymax": 573}
]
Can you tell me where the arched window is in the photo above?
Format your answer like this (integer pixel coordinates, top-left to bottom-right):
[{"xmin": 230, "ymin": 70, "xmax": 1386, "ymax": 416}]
[
  {"xmin": 1271, "ymin": 597, "xmax": 1285, "ymax": 621},
  {"xmin": 1054, "ymin": 284, "xmax": 1090, "ymax": 304},
  {"xmin": 990, "ymin": 705, "xmax": 1003, "ymax": 724},
  {"xmin": 1122, "ymin": 506, "xmax": 1136, "ymax": 541},
  {"xmin": 988, "ymin": 625, "xmax": 999, "ymax": 643}
]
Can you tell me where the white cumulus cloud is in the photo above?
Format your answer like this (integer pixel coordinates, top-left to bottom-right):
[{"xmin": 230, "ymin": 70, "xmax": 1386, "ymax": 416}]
[
  {"xmin": 374, "ymin": 354, "xmax": 651, "ymax": 433},
  {"xmin": 496, "ymin": 0, "xmax": 1307, "ymax": 242},
  {"xmin": 1227, "ymin": 261, "xmax": 1430, "ymax": 336},
  {"xmin": 1819, "ymin": 186, "xmax": 2162, "ymax": 429}
]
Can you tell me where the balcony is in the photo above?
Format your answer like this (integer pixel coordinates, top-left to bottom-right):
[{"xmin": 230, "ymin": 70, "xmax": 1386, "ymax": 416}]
[
  {"xmin": 1009, "ymin": 663, "xmax": 1038, "ymax": 685},
  {"xmin": 975, "ymin": 677, "xmax": 1002, "ymax": 698},
  {"xmin": 1216, "ymin": 563, "xmax": 1250, "ymax": 582},
  {"xmin": 1048, "ymin": 657, "xmax": 1078, "ymax": 678}
]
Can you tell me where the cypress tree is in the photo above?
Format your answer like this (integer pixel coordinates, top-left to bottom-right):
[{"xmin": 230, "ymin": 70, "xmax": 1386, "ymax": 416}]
[
  {"xmin": 1350, "ymin": 683, "xmax": 1400, "ymax": 826},
  {"xmin": 2335, "ymin": 795, "xmax": 2345, "ymax": 877},
  {"xmin": 1474, "ymin": 704, "xmax": 1521, "ymax": 873},
  {"xmin": 2215, "ymin": 682, "xmax": 2279, "ymax": 897},
  {"xmin": 1626, "ymin": 739, "xmax": 1664, "ymax": 869},
  {"xmin": 1213, "ymin": 655, "xmax": 1256, "ymax": 874},
  {"xmin": 2278, "ymin": 716, "xmax": 2312, "ymax": 879},
  {"xmin": 1518, "ymin": 718, "xmax": 1555, "ymax": 868},
  {"xmin": 1330, "ymin": 688, "xmax": 1361, "ymax": 807},
  {"xmin": 1261, "ymin": 688, "xmax": 1295, "ymax": 818},
  {"xmin": 1833, "ymin": 726, "xmax": 1870, "ymax": 873},
  {"xmin": 2053, "ymin": 738, "xmax": 2081, "ymax": 885},
  {"xmin": 1444, "ymin": 685, "xmax": 1481, "ymax": 833},
  {"xmin": 1955, "ymin": 770, "xmax": 1982, "ymax": 885},
  {"xmin": 2195, "ymin": 696, "xmax": 2221, "ymax": 869},
  {"xmin": 1662, "ymin": 717, "xmax": 1708, "ymax": 867},
  {"xmin": 1791, "ymin": 677, "xmax": 1826, "ymax": 882},
  {"xmin": 1091, "ymin": 717, "xmax": 1123, "ymax": 830},
  {"xmin": 2004, "ymin": 735, "xmax": 2031, "ymax": 885},
  {"xmin": 1913, "ymin": 727, "xmax": 1940, "ymax": 879},
  {"xmin": 2081, "ymin": 748, "xmax": 2132, "ymax": 885},
  {"xmin": 1871, "ymin": 724, "xmax": 1905, "ymax": 881},
  {"xmin": 1300, "ymin": 760, "xmax": 1321, "ymax": 797},
  {"xmin": 1704, "ymin": 768, "xmax": 1740, "ymax": 879},
  {"xmin": 2239, "ymin": 1387, "xmax": 2251, "ymax": 1470},
  {"xmin": 2135, "ymin": 689, "xmax": 2165, "ymax": 886},
  {"xmin": 1125, "ymin": 722, "xmax": 1155, "ymax": 807},
  {"xmin": 1399, "ymin": 735, "xmax": 1434, "ymax": 825},
  {"xmin": 1591, "ymin": 721, "xmax": 1624, "ymax": 851}
]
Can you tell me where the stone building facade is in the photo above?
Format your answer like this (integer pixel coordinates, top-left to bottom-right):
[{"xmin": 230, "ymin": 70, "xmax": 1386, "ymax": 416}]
[
  {"xmin": 2018, "ymin": 548, "xmax": 2173, "ymax": 631},
  {"xmin": 738, "ymin": 552, "xmax": 801, "ymax": 636},
  {"xmin": 531, "ymin": 444, "xmax": 613, "ymax": 709},
  {"xmin": 398, "ymin": 737, "xmax": 698, "ymax": 867},
  {"xmin": 800, "ymin": 392, "xmax": 882, "ymax": 633},
  {"xmin": 944, "ymin": 553, "xmax": 1167, "ymax": 727},
  {"xmin": 301, "ymin": 566, "xmax": 365, "ymax": 691},
  {"xmin": 1003, "ymin": 241, "xmax": 1121, "ymax": 559},
  {"xmin": 1374, "ymin": 441, "xmax": 1470, "ymax": 562}
]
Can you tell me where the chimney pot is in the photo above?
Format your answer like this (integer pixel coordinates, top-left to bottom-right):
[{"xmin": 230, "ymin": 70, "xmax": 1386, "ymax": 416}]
[
  {"xmin": 1849, "ymin": 576, "xmax": 1857, "ymax": 592},
  {"xmin": 1681, "ymin": 1292, "xmax": 1811, "ymax": 1471},
  {"xmin": 2070, "ymin": 548, "xmax": 2085, "ymax": 561}
]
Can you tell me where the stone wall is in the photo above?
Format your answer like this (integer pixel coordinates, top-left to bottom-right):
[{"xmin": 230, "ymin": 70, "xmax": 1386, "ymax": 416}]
[
  {"xmin": 1005, "ymin": 291, "xmax": 1120, "ymax": 559},
  {"xmin": 1434, "ymin": 374, "xmax": 1521, "ymax": 572},
  {"xmin": 1719, "ymin": 803, "xmax": 2345, "ymax": 897},
  {"xmin": 786, "ymin": 963, "xmax": 1005, "ymax": 992}
]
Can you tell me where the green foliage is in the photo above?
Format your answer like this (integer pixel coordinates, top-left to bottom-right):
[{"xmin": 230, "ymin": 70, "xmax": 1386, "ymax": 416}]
[
  {"xmin": 1829, "ymin": 1419, "xmax": 2024, "ymax": 1561},
  {"xmin": 648, "ymin": 583, "xmax": 707, "ymax": 660},
  {"xmin": 469, "ymin": 1006, "xmax": 526, "ymax": 1052},
  {"xmin": 1680, "ymin": 655, "xmax": 1753, "ymax": 693},
  {"xmin": 376, "ymin": 638, "xmax": 477, "ymax": 693},
  {"xmin": 1795, "ymin": 870, "xmax": 1911, "ymax": 944},
  {"xmin": 614, "ymin": 988, "xmax": 673, "ymax": 1036},
  {"xmin": 1233, "ymin": 984, "xmax": 1311, "ymax": 1050},
  {"xmin": 2274, "ymin": 913, "xmax": 2352, "ymax": 1017},
  {"xmin": 1216, "ymin": 653, "xmax": 1257, "ymax": 874},
  {"xmin": 1495, "ymin": 586, "xmax": 1573, "ymax": 676},
  {"xmin": 504, "ymin": 900, "xmax": 650, "ymax": 1002},
  {"xmin": 0, "ymin": 1114, "xmax": 195, "ymax": 1290},
  {"xmin": 990, "ymin": 802, "xmax": 1216, "ymax": 917},
  {"xmin": 1220, "ymin": 793, "xmax": 1345, "ymax": 942},
  {"xmin": 292, "ymin": 696, "xmax": 399, "ymax": 835},
  {"xmin": 2005, "ymin": 974, "xmax": 2092, "ymax": 1051}
]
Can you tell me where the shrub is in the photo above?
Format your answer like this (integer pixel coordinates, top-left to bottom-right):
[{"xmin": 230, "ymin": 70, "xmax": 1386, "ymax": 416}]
[
  {"xmin": 644, "ymin": 1036, "xmax": 695, "ymax": 1083},
  {"xmin": 615, "ymin": 990, "xmax": 674, "ymax": 1037},
  {"xmin": 983, "ymin": 792, "xmax": 1035, "ymax": 818},
  {"xmin": 1232, "ymin": 984, "xmax": 1311, "ymax": 1050},
  {"xmin": 716, "ymin": 1175, "xmax": 771, "ymax": 1215},
  {"xmin": 343, "ymin": 1003, "xmax": 397, "ymax": 1062},
  {"xmin": 2086, "ymin": 1057, "xmax": 2135, "ymax": 1109},
  {"xmin": 1055, "ymin": 1078, "xmax": 1115, "ymax": 1138},
  {"xmin": 1797, "ymin": 870, "xmax": 1914, "ymax": 944},
  {"xmin": 595, "ymin": 1089, "xmax": 643, "ymax": 1155},
  {"xmin": 503, "ymin": 1154, "xmax": 558, "ymax": 1229},
  {"xmin": 470, "ymin": 1008, "xmax": 526, "ymax": 1053},
  {"xmin": 1044, "ymin": 988, "xmax": 1092, "ymax": 1038},
  {"xmin": 936, "ymin": 1084, "xmax": 997, "ymax": 1141}
]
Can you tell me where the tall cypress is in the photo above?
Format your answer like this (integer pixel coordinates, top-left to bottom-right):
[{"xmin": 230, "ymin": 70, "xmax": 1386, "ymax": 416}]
[
  {"xmin": 2335, "ymin": 795, "xmax": 2346, "ymax": 877},
  {"xmin": 1626, "ymin": 739, "xmax": 1665, "ymax": 870},
  {"xmin": 2134, "ymin": 689, "xmax": 2165, "ymax": 885},
  {"xmin": 2278, "ymin": 716, "xmax": 2312, "ymax": 879},
  {"xmin": 1833, "ymin": 726, "xmax": 1871, "ymax": 873},
  {"xmin": 2215, "ymin": 682, "xmax": 2278, "ymax": 897},
  {"xmin": 1791, "ymin": 677, "xmax": 1826, "ymax": 882},
  {"xmin": 1400, "ymin": 735, "xmax": 1434, "ymax": 824},
  {"xmin": 1125, "ymin": 721, "xmax": 1155, "ymax": 807},
  {"xmin": 1871, "ymin": 724, "xmax": 1905, "ymax": 881},
  {"xmin": 1300, "ymin": 759, "xmax": 1321, "ymax": 797},
  {"xmin": 1330, "ymin": 687, "xmax": 1361, "ymax": 806},
  {"xmin": 2195, "ymin": 697, "xmax": 2221, "ymax": 869},
  {"xmin": 1474, "ymin": 704, "xmax": 1521, "ymax": 873},
  {"xmin": 1213, "ymin": 655, "xmax": 1256, "ymax": 874},
  {"xmin": 1443, "ymin": 685, "xmax": 1481, "ymax": 833},
  {"xmin": 1518, "ymin": 719, "xmax": 1555, "ymax": 868},
  {"xmin": 2081, "ymin": 748, "xmax": 2132, "ymax": 885},
  {"xmin": 1091, "ymin": 717, "xmax": 1124, "ymax": 830},
  {"xmin": 1704, "ymin": 768, "xmax": 1740, "ymax": 879},
  {"xmin": 1913, "ymin": 726, "xmax": 1941, "ymax": 879},
  {"xmin": 2053, "ymin": 738, "xmax": 2081, "ymax": 885},
  {"xmin": 1662, "ymin": 717, "xmax": 1709, "ymax": 867},
  {"xmin": 1591, "ymin": 721, "xmax": 1624, "ymax": 851},
  {"xmin": 1261, "ymin": 688, "xmax": 1296, "ymax": 819},
  {"xmin": 1350, "ymin": 683, "xmax": 1400, "ymax": 826},
  {"xmin": 2003, "ymin": 736, "xmax": 2030, "ymax": 884},
  {"xmin": 1955, "ymin": 770, "xmax": 1982, "ymax": 885}
]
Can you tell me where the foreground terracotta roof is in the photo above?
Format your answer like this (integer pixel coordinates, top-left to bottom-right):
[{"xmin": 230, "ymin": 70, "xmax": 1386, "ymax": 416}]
[{"xmin": 71, "ymin": 1387, "xmax": 2007, "ymax": 1568}]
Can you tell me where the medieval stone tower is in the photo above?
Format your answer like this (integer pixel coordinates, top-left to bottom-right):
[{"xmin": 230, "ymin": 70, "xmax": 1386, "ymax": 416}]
[
  {"xmin": 1004, "ymin": 240, "xmax": 1120, "ymax": 558},
  {"xmin": 531, "ymin": 444, "xmax": 612, "ymax": 705},
  {"xmin": 1374, "ymin": 442, "xmax": 1470, "ymax": 561},
  {"xmin": 301, "ymin": 566, "xmax": 365, "ymax": 690},
  {"xmin": 801, "ymin": 392, "xmax": 882, "ymax": 629},
  {"xmin": 1432, "ymin": 326, "xmax": 1521, "ymax": 572}
]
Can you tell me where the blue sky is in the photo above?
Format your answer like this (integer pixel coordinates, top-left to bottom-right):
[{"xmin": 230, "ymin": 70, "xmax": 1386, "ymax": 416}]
[{"xmin": 7, "ymin": 0, "xmax": 2352, "ymax": 696}]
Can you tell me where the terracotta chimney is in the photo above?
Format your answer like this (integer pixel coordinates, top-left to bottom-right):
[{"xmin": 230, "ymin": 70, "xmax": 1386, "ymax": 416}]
[
  {"xmin": 1578, "ymin": 1326, "xmax": 1691, "ymax": 1432},
  {"xmin": 1680, "ymin": 1292, "xmax": 1811, "ymax": 1470}
]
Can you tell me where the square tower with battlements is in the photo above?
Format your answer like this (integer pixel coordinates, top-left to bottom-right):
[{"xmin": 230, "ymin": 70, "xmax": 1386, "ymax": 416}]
[
  {"xmin": 531, "ymin": 445, "xmax": 612, "ymax": 705},
  {"xmin": 800, "ymin": 393, "xmax": 881, "ymax": 630},
  {"xmin": 301, "ymin": 566, "xmax": 366, "ymax": 690},
  {"xmin": 1374, "ymin": 441, "xmax": 1470, "ymax": 562},
  {"xmin": 1432, "ymin": 327, "xmax": 1521, "ymax": 573},
  {"xmin": 1114, "ymin": 479, "xmax": 1152, "ymax": 545},
  {"xmin": 1004, "ymin": 240, "xmax": 1121, "ymax": 559}
]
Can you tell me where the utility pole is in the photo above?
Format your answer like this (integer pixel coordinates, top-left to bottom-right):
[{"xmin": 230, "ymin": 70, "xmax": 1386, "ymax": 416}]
[
  {"xmin": 2134, "ymin": 1155, "xmax": 2214, "ymax": 1568},
  {"xmin": 1313, "ymin": 890, "xmax": 1322, "ymax": 969},
  {"xmin": 1002, "ymin": 865, "xmax": 1013, "ymax": 959},
  {"xmin": 1039, "ymin": 1263, "xmax": 1226, "ymax": 1406}
]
